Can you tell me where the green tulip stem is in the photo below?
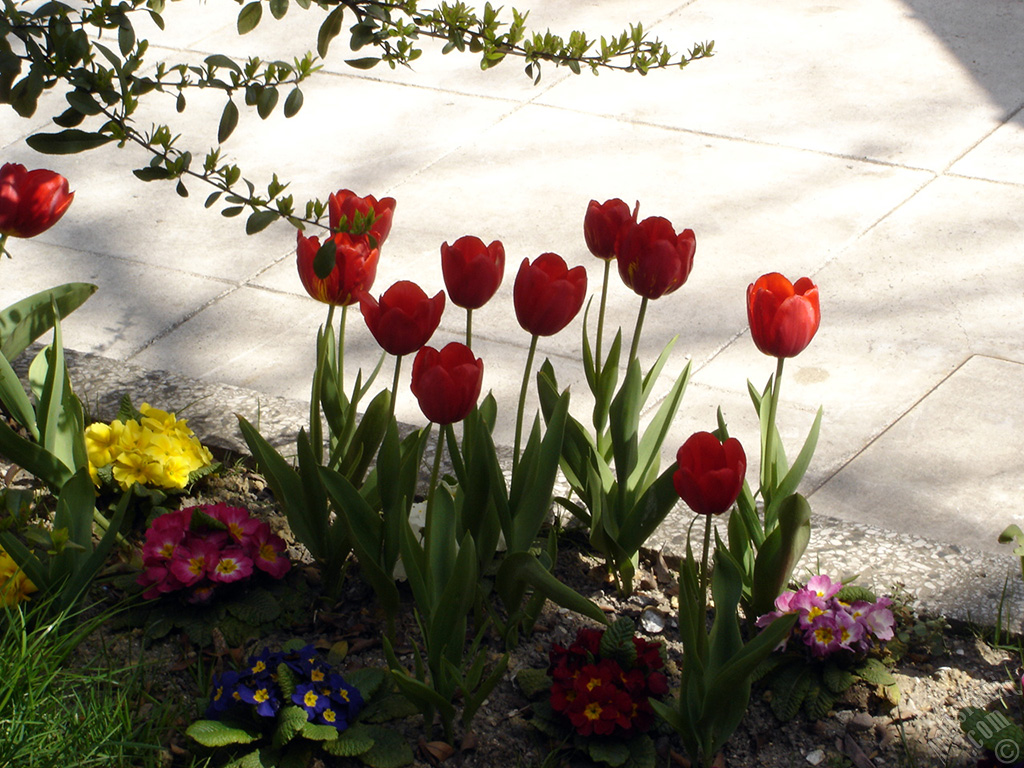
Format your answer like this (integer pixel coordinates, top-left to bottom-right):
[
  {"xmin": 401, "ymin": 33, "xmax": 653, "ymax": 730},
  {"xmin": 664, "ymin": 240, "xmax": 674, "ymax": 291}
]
[
  {"xmin": 424, "ymin": 423, "xmax": 445, "ymax": 555},
  {"xmin": 628, "ymin": 296, "xmax": 650, "ymax": 365},
  {"xmin": 0, "ymin": 234, "xmax": 8, "ymax": 259},
  {"xmin": 388, "ymin": 354, "xmax": 403, "ymax": 426},
  {"xmin": 513, "ymin": 334, "xmax": 539, "ymax": 473},
  {"xmin": 595, "ymin": 259, "xmax": 612, "ymax": 372},
  {"xmin": 700, "ymin": 511, "xmax": 712, "ymax": 610},
  {"xmin": 763, "ymin": 356, "xmax": 786, "ymax": 508},
  {"xmin": 92, "ymin": 508, "xmax": 131, "ymax": 553},
  {"xmin": 465, "ymin": 308, "xmax": 473, "ymax": 349},
  {"xmin": 337, "ymin": 303, "xmax": 348, "ymax": 398},
  {"xmin": 309, "ymin": 304, "xmax": 336, "ymax": 463}
]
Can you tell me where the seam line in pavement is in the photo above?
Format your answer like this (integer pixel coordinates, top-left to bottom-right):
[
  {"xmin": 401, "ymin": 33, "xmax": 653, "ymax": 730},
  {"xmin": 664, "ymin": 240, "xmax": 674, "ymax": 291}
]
[{"xmin": 806, "ymin": 354, "xmax": 975, "ymax": 499}]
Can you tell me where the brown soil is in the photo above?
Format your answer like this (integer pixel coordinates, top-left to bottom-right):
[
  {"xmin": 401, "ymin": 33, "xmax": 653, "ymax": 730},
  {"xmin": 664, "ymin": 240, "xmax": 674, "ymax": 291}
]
[{"xmin": 8, "ymin": 460, "xmax": 1021, "ymax": 768}]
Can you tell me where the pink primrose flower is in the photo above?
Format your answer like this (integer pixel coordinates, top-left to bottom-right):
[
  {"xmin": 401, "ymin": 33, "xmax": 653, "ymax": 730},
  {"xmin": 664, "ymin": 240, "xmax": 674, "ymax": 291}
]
[
  {"xmin": 862, "ymin": 597, "xmax": 896, "ymax": 641},
  {"xmin": 806, "ymin": 574, "xmax": 842, "ymax": 602},
  {"xmin": 209, "ymin": 546, "xmax": 254, "ymax": 584},
  {"xmin": 142, "ymin": 523, "xmax": 187, "ymax": 565},
  {"xmin": 151, "ymin": 508, "xmax": 192, "ymax": 533},
  {"xmin": 137, "ymin": 562, "xmax": 187, "ymax": 597},
  {"xmin": 774, "ymin": 589, "xmax": 800, "ymax": 613},
  {"xmin": 834, "ymin": 609, "xmax": 866, "ymax": 650},
  {"xmin": 170, "ymin": 539, "xmax": 221, "ymax": 586},
  {"xmin": 250, "ymin": 526, "xmax": 291, "ymax": 579},
  {"xmin": 189, "ymin": 584, "xmax": 217, "ymax": 603},
  {"xmin": 804, "ymin": 614, "xmax": 842, "ymax": 658},
  {"xmin": 792, "ymin": 589, "xmax": 831, "ymax": 630},
  {"xmin": 207, "ymin": 504, "xmax": 262, "ymax": 545}
]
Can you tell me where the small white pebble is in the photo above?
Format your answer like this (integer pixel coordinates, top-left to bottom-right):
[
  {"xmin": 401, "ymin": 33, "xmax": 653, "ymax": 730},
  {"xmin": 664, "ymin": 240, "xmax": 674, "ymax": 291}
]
[{"xmin": 806, "ymin": 748, "xmax": 825, "ymax": 765}]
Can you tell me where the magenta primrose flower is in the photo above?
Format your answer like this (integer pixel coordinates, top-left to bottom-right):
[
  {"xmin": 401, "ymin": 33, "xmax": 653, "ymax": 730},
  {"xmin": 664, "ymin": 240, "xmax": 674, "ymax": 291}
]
[
  {"xmin": 756, "ymin": 575, "xmax": 896, "ymax": 659},
  {"xmin": 137, "ymin": 503, "xmax": 291, "ymax": 601}
]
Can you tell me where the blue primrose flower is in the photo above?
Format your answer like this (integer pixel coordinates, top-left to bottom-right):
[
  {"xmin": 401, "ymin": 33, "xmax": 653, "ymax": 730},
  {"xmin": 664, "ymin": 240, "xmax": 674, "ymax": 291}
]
[
  {"xmin": 326, "ymin": 676, "xmax": 364, "ymax": 714},
  {"xmin": 318, "ymin": 705, "xmax": 350, "ymax": 730},
  {"xmin": 283, "ymin": 644, "xmax": 322, "ymax": 676},
  {"xmin": 292, "ymin": 682, "xmax": 328, "ymax": 717},
  {"xmin": 206, "ymin": 670, "xmax": 243, "ymax": 718},
  {"xmin": 247, "ymin": 647, "xmax": 283, "ymax": 679},
  {"xmin": 237, "ymin": 681, "xmax": 281, "ymax": 718}
]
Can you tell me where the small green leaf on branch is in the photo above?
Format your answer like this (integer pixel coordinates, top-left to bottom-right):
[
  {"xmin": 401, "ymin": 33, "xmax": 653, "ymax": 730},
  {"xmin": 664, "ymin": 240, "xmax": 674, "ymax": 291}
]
[{"xmin": 237, "ymin": 1, "xmax": 263, "ymax": 34}]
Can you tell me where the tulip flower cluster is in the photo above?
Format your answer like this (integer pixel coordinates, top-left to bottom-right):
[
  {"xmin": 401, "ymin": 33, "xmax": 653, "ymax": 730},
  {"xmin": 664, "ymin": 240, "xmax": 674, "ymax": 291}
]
[
  {"xmin": 548, "ymin": 625, "xmax": 669, "ymax": 738},
  {"xmin": 207, "ymin": 644, "xmax": 363, "ymax": 731},
  {"xmin": 756, "ymin": 575, "xmax": 896, "ymax": 658},
  {"xmin": 0, "ymin": 544, "xmax": 37, "ymax": 606},
  {"xmin": 85, "ymin": 403, "xmax": 214, "ymax": 491},
  {"xmin": 295, "ymin": 190, "xmax": 394, "ymax": 307},
  {"xmin": 137, "ymin": 504, "xmax": 291, "ymax": 602}
]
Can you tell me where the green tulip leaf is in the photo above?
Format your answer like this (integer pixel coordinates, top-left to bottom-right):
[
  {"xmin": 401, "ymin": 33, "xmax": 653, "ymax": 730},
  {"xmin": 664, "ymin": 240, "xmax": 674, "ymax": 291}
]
[
  {"xmin": 751, "ymin": 492, "xmax": 812, "ymax": 616},
  {"xmin": 0, "ymin": 282, "xmax": 97, "ymax": 361},
  {"xmin": 496, "ymin": 551, "xmax": 608, "ymax": 626}
]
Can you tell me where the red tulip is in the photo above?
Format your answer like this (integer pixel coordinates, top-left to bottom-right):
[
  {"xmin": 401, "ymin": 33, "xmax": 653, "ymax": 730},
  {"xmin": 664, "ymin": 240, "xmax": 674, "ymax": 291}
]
[
  {"xmin": 746, "ymin": 273, "xmax": 820, "ymax": 358},
  {"xmin": 513, "ymin": 253, "xmax": 588, "ymax": 337},
  {"xmin": 616, "ymin": 216, "xmax": 695, "ymax": 300},
  {"xmin": 410, "ymin": 342, "xmax": 484, "ymax": 424},
  {"xmin": 358, "ymin": 281, "xmax": 446, "ymax": 356},
  {"xmin": 296, "ymin": 230, "xmax": 379, "ymax": 306},
  {"xmin": 440, "ymin": 235, "xmax": 505, "ymax": 309},
  {"xmin": 0, "ymin": 163, "xmax": 74, "ymax": 239},
  {"xmin": 584, "ymin": 198, "xmax": 635, "ymax": 260},
  {"xmin": 673, "ymin": 432, "xmax": 747, "ymax": 516},
  {"xmin": 328, "ymin": 189, "xmax": 396, "ymax": 246}
]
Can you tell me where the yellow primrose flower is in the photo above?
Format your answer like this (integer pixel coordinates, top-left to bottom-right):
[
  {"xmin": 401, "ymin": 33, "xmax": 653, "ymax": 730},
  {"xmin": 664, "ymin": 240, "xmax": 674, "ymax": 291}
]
[
  {"xmin": 112, "ymin": 450, "xmax": 165, "ymax": 490},
  {"xmin": 115, "ymin": 419, "xmax": 149, "ymax": 454},
  {"xmin": 158, "ymin": 455, "xmax": 193, "ymax": 489},
  {"xmin": 86, "ymin": 404, "xmax": 215, "ymax": 491},
  {"xmin": 84, "ymin": 420, "xmax": 124, "ymax": 468},
  {"xmin": 139, "ymin": 403, "xmax": 178, "ymax": 433},
  {"xmin": 0, "ymin": 547, "xmax": 37, "ymax": 606}
]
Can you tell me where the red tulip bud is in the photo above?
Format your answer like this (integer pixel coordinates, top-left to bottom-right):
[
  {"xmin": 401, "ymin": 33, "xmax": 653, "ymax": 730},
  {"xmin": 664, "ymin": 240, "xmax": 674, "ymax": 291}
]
[
  {"xmin": 513, "ymin": 253, "xmax": 588, "ymax": 337},
  {"xmin": 673, "ymin": 432, "xmax": 746, "ymax": 516},
  {"xmin": 358, "ymin": 281, "xmax": 445, "ymax": 356},
  {"xmin": 616, "ymin": 216, "xmax": 695, "ymax": 300},
  {"xmin": 440, "ymin": 235, "xmax": 505, "ymax": 310},
  {"xmin": 746, "ymin": 273, "xmax": 820, "ymax": 358},
  {"xmin": 410, "ymin": 342, "xmax": 484, "ymax": 425},
  {"xmin": 0, "ymin": 163, "xmax": 74, "ymax": 239}
]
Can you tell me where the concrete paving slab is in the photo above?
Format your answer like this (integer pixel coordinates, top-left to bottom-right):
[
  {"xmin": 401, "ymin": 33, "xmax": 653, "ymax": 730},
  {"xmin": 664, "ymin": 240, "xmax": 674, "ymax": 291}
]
[
  {"xmin": 811, "ymin": 355, "xmax": 1024, "ymax": 555},
  {"xmin": 0, "ymin": 239, "xmax": 228, "ymax": 359},
  {"xmin": 535, "ymin": 0, "xmax": 1024, "ymax": 170},
  {"xmin": 333, "ymin": 101, "xmax": 933, "ymax": 367},
  {"xmin": 0, "ymin": 136, "xmax": 297, "ymax": 283},
  {"xmin": 130, "ymin": 285, "xmax": 326, "ymax": 396},
  {"xmin": 692, "ymin": 173, "xmax": 1024, "ymax": 482},
  {"xmin": 950, "ymin": 110, "xmax": 1024, "ymax": 186},
  {"xmin": 163, "ymin": 0, "xmax": 693, "ymax": 100}
]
